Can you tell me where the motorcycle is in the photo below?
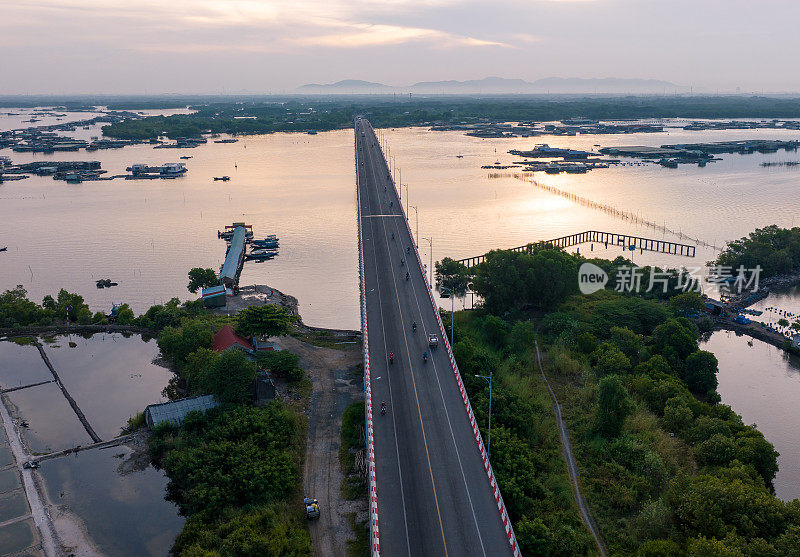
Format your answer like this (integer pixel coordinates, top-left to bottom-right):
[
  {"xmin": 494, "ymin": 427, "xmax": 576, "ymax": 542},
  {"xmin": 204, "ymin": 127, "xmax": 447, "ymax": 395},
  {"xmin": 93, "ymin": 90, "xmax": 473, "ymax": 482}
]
[
  {"xmin": 423, "ymin": 351, "xmax": 428, "ymax": 363},
  {"xmin": 405, "ymin": 272, "xmax": 410, "ymax": 281},
  {"xmin": 412, "ymin": 321, "xmax": 417, "ymax": 332},
  {"xmin": 380, "ymin": 402, "xmax": 386, "ymax": 415},
  {"xmin": 389, "ymin": 352, "xmax": 394, "ymax": 364}
]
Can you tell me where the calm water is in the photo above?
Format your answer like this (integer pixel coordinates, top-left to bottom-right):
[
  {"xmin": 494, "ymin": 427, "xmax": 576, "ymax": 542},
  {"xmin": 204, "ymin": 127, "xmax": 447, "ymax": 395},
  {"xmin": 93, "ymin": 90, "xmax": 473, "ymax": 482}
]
[
  {"xmin": 40, "ymin": 444, "xmax": 184, "ymax": 556},
  {"xmin": 3, "ymin": 111, "xmax": 800, "ymax": 501},
  {"xmin": 0, "ymin": 334, "xmax": 181, "ymax": 552},
  {"xmin": 702, "ymin": 332, "xmax": 800, "ymax": 501}
]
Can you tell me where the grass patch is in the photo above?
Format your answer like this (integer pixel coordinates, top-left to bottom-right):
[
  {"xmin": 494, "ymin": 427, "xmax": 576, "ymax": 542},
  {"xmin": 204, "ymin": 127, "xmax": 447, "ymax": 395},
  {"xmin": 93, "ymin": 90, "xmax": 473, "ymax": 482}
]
[
  {"xmin": 8, "ymin": 336, "xmax": 36, "ymax": 346},
  {"xmin": 346, "ymin": 512, "xmax": 370, "ymax": 557},
  {"xmin": 339, "ymin": 400, "xmax": 367, "ymax": 502},
  {"xmin": 122, "ymin": 411, "xmax": 146, "ymax": 434}
]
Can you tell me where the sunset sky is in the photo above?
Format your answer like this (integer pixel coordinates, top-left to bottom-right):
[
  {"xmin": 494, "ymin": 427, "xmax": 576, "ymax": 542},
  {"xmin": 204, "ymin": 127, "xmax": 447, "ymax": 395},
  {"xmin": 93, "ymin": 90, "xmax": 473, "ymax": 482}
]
[{"xmin": 2, "ymin": 0, "xmax": 798, "ymax": 94}]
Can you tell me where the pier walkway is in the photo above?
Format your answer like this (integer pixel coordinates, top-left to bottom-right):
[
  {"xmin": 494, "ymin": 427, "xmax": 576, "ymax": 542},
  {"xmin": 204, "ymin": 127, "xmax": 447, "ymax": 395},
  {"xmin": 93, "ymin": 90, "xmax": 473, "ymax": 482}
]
[{"xmin": 456, "ymin": 230, "xmax": 696, "ymax": 268}]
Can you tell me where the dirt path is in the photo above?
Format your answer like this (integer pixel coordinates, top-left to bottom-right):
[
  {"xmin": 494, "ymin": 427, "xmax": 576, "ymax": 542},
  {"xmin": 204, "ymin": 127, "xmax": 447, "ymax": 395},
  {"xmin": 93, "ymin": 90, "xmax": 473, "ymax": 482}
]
[
  {"xmin": 275, "ymin": 336, "xmax": 364, "ymax": 557},
  {"xmin": 535, "ymin": 341, "xmax": 607, "ymax": 557}
]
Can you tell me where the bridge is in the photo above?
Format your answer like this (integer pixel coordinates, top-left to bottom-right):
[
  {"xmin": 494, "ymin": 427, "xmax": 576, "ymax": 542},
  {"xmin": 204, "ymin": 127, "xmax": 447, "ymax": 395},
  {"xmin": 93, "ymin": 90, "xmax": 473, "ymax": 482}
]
[
  {"xmin": 456, "ymin": 230, "xmax": 696, "ymax": 268},
  {"xmin": 355, "ymin": 118, "xmax": 519, "ymax": 556}
]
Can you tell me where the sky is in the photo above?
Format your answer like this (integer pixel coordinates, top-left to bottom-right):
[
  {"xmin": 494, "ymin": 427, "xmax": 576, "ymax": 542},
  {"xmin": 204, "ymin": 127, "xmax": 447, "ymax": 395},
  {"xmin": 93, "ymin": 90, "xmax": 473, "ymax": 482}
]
[{"xmin": 1, "ymin": 0, "xmax": 799, "ymax": 95}]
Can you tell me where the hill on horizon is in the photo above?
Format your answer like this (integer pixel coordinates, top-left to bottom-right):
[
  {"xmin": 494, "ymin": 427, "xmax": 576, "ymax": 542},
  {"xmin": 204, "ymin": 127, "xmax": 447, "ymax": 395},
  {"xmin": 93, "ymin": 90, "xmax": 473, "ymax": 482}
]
[{"xmin": 296, "ymin": 76, "xmax": 688, "ymax": 95}]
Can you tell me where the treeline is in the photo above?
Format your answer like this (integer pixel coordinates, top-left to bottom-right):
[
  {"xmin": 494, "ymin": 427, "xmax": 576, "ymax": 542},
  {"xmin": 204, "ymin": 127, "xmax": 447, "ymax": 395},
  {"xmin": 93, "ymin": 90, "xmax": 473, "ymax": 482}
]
[
  {"xmin": 715, "ymin": 225, "xmax": 800, "ymax": 279},
  {"xmin": 446, "ymin": 243, "xmax": 800, "ymax": 555},
  {"xmin": 101, "ymin": 95, "xmax": 800, "ymax": 139}
]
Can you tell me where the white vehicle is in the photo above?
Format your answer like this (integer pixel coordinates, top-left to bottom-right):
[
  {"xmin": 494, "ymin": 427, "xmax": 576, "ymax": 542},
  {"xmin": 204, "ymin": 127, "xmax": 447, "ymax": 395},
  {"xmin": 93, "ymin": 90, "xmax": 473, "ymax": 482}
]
[{"xmin": 428, "ymin": 334, "xmax": 439, "ymax": 348}]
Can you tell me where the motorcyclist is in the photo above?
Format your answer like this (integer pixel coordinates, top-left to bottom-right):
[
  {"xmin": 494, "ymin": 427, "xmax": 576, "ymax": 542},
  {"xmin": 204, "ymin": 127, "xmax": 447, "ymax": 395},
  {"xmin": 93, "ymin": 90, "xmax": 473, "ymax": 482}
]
[
  {"xmin": 380, "ymin": 401, "xmax": 386, "ymax": 415},
  {"xmin": 412, "ymin": 321, "xmax": 417, "ymax": 331},
  {"xmin": 400, "ymin": 257, "xmax": 405, "ymax": 266},
  {"xmin": 389, "ymin": 352, "xmax": 394, "ymax": 364},
  {"xmin": 405, "ymin": 272, "xmax": 410, "ymax": 281},
  {"xmin": 391, "ymin": 232, "xmax": 395, "ymax": 240},
  {"xmin": 406, "ymin": 246, "xmax": 410, "ymax": 254},
  {"xmin": 422, "ymin": 351, "xmax": 428, "ymax": 362}
]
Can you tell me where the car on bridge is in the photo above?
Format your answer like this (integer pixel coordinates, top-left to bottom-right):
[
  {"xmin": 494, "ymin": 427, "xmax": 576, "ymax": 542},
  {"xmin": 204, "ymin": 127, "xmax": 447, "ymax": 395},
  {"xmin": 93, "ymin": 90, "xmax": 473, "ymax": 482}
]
[{"xmin": 428, "ymin": 333, "xmax": 439, "ymax": 348}]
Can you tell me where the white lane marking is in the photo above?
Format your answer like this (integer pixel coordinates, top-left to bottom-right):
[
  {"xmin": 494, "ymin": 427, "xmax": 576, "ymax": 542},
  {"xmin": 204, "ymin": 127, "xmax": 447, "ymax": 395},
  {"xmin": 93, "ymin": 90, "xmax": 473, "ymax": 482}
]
[
  {"xmin": 361, "ymin": 132, "xmax": 413, "ymax": 556},
  {"xmin": 383, "ymin": 151, "xmax": 488, "ymax": 556}
]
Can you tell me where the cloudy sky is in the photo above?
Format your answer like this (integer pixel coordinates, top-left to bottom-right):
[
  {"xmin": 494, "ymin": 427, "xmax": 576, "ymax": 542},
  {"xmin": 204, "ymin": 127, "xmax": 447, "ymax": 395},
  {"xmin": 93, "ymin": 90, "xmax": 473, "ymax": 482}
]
[{"xmin": 2, "ymin": 0, "xmax": 798, "ymax": 94}]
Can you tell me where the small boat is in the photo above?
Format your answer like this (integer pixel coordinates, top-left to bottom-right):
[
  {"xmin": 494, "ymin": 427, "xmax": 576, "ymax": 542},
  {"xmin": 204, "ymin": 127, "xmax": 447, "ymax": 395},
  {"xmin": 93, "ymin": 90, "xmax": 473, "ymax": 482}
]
[
  {"xmin": 213, "ymin": 176, "xmax": 230, "ymax": 181},
  {"xmin": 180, "ymin": 156, "xmax": 193, "ymax": 159},
  {"xmin": 0, "ymin": 246, "xmax": 7, "ymax": 252},
  {"xmin": 456, "ymin": 154, "xmax": 463, "ymax": 158},
  {"xmin": 247, "ymin": 249, "xmax": 278, "ymax": 260},
  {"xmin": 252, "ymin": 239, "xmax": 279, "ymax": 248}
]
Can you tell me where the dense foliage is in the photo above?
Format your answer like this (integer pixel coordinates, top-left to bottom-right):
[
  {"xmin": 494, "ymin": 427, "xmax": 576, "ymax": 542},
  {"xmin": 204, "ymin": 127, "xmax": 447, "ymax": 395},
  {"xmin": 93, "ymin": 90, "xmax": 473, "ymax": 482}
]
[
  {"xmin": 715, "ymin": 225, "xmax": 800, "ymax": 279},
  {"xmin": 449, "ymin": 240, "xmax": 796, "ymax": 555},
  {"xmin": 150, "ymin": 404, "xmax": 310, "ymax": 555},
  {"xmin": 99, "ymin": 96, "xmax": 800, "ymax": 139},
  {"xmin": 235, "ymin": 304, "xmax": 296, "ymax": 338}
]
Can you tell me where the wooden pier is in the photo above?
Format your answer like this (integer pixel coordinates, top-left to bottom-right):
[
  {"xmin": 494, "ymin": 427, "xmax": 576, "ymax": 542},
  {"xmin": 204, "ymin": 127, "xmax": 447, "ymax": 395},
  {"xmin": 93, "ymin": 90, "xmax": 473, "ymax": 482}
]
[{"xmin": 456, "ymin": 230, "xmax": 696, "ymax": 268}]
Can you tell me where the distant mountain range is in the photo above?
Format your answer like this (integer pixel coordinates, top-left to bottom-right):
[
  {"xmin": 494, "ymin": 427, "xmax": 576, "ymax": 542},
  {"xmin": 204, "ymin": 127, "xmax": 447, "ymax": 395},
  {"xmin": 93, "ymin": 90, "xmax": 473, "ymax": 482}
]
[{"xmin": 296, "ymin": 77, "xmax": 688, "ymax": 95}]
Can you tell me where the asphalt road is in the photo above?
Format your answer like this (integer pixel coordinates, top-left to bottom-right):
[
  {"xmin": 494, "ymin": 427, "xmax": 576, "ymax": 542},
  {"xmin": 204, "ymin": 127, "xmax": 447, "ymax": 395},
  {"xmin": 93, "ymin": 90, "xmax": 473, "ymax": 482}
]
[{"xmin": 356, "ymin": 119, "xmax": 514, "ymax": 557}]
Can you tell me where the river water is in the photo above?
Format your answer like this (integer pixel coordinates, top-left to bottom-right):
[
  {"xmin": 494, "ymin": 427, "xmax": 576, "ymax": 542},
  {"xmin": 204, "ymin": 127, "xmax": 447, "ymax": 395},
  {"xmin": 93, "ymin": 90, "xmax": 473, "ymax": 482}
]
[{"xmin": 2, "ymin": 109, "xmax": 800, "ymax": 501}]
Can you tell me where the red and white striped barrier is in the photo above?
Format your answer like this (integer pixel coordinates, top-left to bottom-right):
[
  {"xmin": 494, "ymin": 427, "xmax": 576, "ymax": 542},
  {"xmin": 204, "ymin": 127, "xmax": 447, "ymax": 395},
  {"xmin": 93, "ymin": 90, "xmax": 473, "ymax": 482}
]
[
  {"xmin": 377, "ymin": 124, "xmax": 521, "ymax": 557},
  {"xmin": 355, "ymin": 123, "xmax": 381, "ymax": 556}
]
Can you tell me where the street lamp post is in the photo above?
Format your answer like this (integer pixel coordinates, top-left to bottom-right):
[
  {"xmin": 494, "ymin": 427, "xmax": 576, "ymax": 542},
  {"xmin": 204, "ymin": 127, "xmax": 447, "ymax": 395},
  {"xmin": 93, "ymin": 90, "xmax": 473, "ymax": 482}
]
[
  {"xmin": 409, "ymin": 206, "xmax": 419, "ymax": 247},
  {"xmin": 422, "ymin": 237, "xmax": 433, "ymax": 289},
  {"xmin": 440, "ymin": 286, "xmax": 455, "ymax": 342},
  {"xmin": 474, "ymin": 372, "xmax": 493, "ymax": 459}
]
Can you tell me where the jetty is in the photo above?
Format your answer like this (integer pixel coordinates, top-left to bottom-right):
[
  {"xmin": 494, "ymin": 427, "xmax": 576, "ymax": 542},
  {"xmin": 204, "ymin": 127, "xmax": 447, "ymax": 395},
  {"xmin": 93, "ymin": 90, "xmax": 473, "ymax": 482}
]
[{"xmin": 455, "ymin": 230, "xmax": 696, "ymax": 268}]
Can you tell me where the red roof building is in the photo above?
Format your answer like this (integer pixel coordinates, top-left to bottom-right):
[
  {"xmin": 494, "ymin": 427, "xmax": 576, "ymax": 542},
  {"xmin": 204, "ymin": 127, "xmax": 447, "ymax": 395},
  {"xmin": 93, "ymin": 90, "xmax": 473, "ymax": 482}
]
[{"xmin": 212, "ymin": 324, "xmax": 254, "ymax": 354}]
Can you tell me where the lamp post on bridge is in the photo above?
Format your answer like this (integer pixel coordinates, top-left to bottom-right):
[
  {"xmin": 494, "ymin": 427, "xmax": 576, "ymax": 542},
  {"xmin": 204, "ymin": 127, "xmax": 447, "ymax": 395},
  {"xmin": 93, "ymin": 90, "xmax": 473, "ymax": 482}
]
[
  {"xmin": 410, "ymin": 206, "xmax": 419, "ymax": 248},
  {"xmin": 474, "ymin": 372, "xmax": 493, "ymax": 459},
  {"xmin": 440, "ymin": 286, "xmax": 456, "ymax": 343},
  {"xmin": 422, "ymin": 237, "xmax": 433, "ymax": 289}
]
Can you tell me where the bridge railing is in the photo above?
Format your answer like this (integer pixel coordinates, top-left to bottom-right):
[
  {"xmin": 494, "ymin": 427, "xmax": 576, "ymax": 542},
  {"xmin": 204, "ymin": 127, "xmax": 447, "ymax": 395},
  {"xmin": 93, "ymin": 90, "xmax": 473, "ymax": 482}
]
[
  {"xmin": 375, "ymin": 123, "xmax": 522, "ymax": 557},
  {"xmin": 355, "ymin": 121, "xmax": 381, "ymax": 556}
]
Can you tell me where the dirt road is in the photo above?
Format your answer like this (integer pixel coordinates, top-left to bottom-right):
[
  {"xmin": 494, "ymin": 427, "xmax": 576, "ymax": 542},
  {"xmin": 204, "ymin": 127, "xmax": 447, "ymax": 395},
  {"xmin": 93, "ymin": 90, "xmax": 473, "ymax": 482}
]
[{"xmin": 276, "ymin": 336, "xmax": 364, "ymax": 557}]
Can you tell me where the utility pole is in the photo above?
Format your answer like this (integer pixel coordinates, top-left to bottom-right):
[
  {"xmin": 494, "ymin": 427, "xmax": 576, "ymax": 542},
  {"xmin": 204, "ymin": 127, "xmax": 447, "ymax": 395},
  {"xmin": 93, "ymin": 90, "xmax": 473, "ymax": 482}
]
[
  {"xmin": 410, "ymin": 206, "xmax": 419, "ymax": 247},
  {"xmin": 422, "ymin": 237, "xmax": 433, "ymax": 288},
  {"xmin": 475, "ymin": 372, "xmax": 493, "ymax": 459}
]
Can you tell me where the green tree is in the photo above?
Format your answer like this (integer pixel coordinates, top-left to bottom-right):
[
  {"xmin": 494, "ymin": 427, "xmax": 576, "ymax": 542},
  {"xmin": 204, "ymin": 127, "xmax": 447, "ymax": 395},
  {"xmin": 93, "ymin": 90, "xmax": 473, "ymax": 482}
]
[
  {"xmin": 235, "ymin": 305, "xmax": 296, "ymax": 338},
  {"xmin": 651, "ymin": 319, "xmax": 698, "ymax": 362},
  {"xmin": 670, "ymin": 291, "xmax": 705, "ymax": 314},
  {"xmin": 596, "ymin": 374, "xmax": 635, "ymax": 437},
  {"xmin": 777, "ymin": 318, "xmax": 789, "ymax": 328},
  {"xmin": 193, "ymin": 349, "xmax": 258, "ymax": 403},
  {"xmin": 257, "ymin": 350, "xmax": 303, "ymax": 382},
  {"xmin": 591, "ymin": 343, "xmax": 632, "ymax": 377},
  {"xmin": 114, "ymin": 303, "xmax": 135, "ymax": 325},
  {"xmin": 435, "ymin": 257, "xmax": 471, "ymax": 297},
  {"xmin": 685, "ymin": 350, "xmax": 719, "ymax": 394},
  {"xmin": 187, "ymin": 267, "xmax": 219, "ymax": 293},
  {"xmin": 157, "ymin": 319, "xmax": 214, "ymax": 366}
]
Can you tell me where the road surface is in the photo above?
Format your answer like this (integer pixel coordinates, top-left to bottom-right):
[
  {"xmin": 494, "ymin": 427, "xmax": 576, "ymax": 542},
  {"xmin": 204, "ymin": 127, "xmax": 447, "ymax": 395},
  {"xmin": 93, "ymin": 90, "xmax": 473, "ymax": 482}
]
[{"xmin": 356, "ymin": 118, "xmax": 515, "ymax": 556}]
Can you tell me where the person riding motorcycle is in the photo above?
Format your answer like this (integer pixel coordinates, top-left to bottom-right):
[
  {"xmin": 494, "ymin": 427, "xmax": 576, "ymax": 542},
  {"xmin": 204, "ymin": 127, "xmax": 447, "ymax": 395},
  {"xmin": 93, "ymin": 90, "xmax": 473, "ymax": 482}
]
[
  {"xmin": 412, "ymin": 321, "xmax": 417, "ymax": 332},
  {"xmin": 380, "ymin": 401, "xmax": 386, "ymax": 415},
  {"xmin": 405, "ymin": 272, "xmax": 410, "ymax": 281},
  {"xmin": 389, "ymin": 352, "xmax": 394, "ymax": 364},
  {"xmin": 391, "ymin": 232, "xmax": 394, "ymax": 240},
  {"xmin": 422, "ymin": 351, "xmax": 428, "ymax": 362}
]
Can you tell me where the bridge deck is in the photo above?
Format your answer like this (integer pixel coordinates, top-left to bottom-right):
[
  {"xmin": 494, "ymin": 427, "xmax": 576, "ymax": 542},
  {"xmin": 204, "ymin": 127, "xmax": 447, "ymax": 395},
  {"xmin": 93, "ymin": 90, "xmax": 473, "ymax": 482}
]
[{"xmin": 356, "ymin": 119, "xmax": 516, "ymax": 556}]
